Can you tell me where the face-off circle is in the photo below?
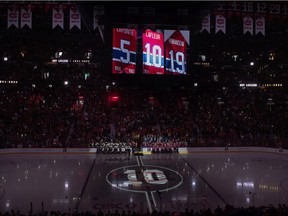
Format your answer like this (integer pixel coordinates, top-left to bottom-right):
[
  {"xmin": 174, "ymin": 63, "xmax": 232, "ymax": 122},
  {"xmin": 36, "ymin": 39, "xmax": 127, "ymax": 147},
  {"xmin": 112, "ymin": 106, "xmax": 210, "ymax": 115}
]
[{"xmin": 106, "ymin": 165, "xmax": 183, "ymax": 193}]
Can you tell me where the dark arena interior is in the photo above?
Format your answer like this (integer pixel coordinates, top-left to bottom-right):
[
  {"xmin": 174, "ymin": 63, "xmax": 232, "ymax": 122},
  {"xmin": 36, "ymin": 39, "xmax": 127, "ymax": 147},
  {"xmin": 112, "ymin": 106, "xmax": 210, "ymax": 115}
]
[{"xmin": 1, "ymin": 1, "xmax": 288, "ymax": 216}]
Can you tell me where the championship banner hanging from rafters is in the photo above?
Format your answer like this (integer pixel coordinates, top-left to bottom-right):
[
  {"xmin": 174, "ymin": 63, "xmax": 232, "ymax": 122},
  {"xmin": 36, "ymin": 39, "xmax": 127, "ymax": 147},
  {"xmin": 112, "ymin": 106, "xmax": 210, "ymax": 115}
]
[
  {"xmin": 20, "ymin": 6, "xmax": 32, "ymax": 29},
  {"xmin": 215, "ymin": 14, "xmax": 226, "ymax": 34},
  {"xmin": 93, "ymin": 5, "xmax": 104, "ymax": 30},
  {"xmin": 7, "ymin": 6, "xmax": 19, "ymax": 29},
  {"xmin": 255, "ymin": 17, "xmax": 265, "ymax": 36},
  {"xmin": 243, "ymin": 16, "xmax": 253, "ymax": 35},
  {"xmin": 69, "ymin": 5, "xmax": 81, "ymax": 30},
  {"xmin": 201, "ymin": 15, "xmax": 211, "ymax": 33},
  {"xmin": 52, "ymin": 5, "xmax": 64, "ymax": 29}
]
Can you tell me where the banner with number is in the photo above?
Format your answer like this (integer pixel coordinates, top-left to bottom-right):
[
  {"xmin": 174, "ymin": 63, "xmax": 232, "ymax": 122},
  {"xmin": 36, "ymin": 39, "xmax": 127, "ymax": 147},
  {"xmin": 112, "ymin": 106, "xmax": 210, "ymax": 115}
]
[
  {"xmin": 7, "ymin": 7, "xmax": 19, "ymax": 28},
  {"xmin": 112, "ymin": 28, "xmax": 137, "ymax": 74},
  {"xmin": 243, "ymin": 16, "xmax": 253, "ymax": 35},
  {"xmin": 255, "ymin": 17, "xmax": 265, "ymax": 36},
  {"xmin": 215, "ymin": 14, "xmax": 226, "ymax": 34},
  {"xmin": 165, "ymin": 30, "xmax": 187, "ymax": 75},
  {"xmin": 70, "ymin": 7, "xmax": 81, "ymax": 30},
  {"xmin": 52, "ymin": 6, "xmax": 64, "ymax": 29},
  {"xmin": 201, "ymin": 15, "xmax": 210, "ymax": 33},
  {"xmin": 143, "ymin": 29, "xmax": 164, "ymax": 75},
  {"xmin": 20, "ymin": 7, "xmax": 32, "ymax": 29}
]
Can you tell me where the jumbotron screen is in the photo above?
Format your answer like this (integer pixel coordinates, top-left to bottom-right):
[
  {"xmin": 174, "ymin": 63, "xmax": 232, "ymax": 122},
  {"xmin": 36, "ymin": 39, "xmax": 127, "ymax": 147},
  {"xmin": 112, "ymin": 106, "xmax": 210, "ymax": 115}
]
[{"xmin": 112, "ymin": 28, "xmax": 189, "ymax": 75}]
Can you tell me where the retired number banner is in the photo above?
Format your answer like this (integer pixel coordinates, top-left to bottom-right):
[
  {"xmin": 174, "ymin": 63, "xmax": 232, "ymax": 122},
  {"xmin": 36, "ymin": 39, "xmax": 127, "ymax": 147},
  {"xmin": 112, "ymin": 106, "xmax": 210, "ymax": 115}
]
[
  {"xmin": 143, "ymin": 29, "xmax": 164, "ymax": 75},
  {"xmin": 165, "ymin": 30, "xmax": 187, "ymax": 75},
  {"xmin": 112, "ymin": 28, "xmax": 137, "ymax": 74}
]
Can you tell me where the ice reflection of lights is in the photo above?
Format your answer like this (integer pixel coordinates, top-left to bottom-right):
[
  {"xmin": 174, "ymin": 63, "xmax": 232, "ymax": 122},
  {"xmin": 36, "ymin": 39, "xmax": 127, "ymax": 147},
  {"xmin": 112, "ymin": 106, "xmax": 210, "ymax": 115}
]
[
  {"xmin": 236, "ymin": 181, "xmax": 254, "ymax": 188},
  {"xmin": 246, "ymin": 197, "xmax": 250, "ymax": 204},
  {"xmin": 24, "ymin": 170, "xmax": 29, "ymax": 180},
  {"xmin": 52, "ymin": 199, "xmax": 69, "ymax": 204},
  {"xmin": 243, "ymin": 182, "xmax": 254, "ymax": 188},
  {"xmin": 259, "ymin": 184, "xmax": 279, "ymax": 191},
  {"xmin": 237, "ymin": 182, "xmax": 242, "ymax": 187},
  {"xmin": 65, "ymin": 181, "xmax": 69, "ymax": 189},
  {"xmin": 172, "ymin": 195, "xmax": 187, "ymax": 201},
  {"xmin": 192, "ymin": 180, "xmax": 196, "ymax": 186},
  {"xmin": 6, "ymin": 200, "xmax": 10, "ymax": 208}
]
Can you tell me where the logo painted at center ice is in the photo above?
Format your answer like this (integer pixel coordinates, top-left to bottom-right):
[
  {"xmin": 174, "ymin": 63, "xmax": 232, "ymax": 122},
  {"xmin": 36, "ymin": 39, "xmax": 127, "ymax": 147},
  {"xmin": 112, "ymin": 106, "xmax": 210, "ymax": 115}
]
[{"xmin": 106, "ymin": 165, "xmax": 183, "ymax": 193}]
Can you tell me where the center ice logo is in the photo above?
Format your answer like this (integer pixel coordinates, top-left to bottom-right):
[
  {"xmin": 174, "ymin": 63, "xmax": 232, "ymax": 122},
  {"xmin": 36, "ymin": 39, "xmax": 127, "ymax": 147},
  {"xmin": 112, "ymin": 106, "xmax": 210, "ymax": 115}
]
[{"xmin": 106, "ymin": 157, "xmax": 183, "ymax": 193}]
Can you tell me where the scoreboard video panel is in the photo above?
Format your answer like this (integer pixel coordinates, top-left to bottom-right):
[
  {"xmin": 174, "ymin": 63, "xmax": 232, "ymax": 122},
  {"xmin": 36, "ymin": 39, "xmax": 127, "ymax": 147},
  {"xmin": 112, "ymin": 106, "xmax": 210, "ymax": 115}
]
[
  {"xmin": 142, "ymin": 29, "xmax": 164, "ymax": 75},
  {"xmin": 165, "ymin": 30, "xmax": 187, "ymax": 75},
  {"xmin": 112, "ymin": 28, "xmax": 137, "ymax": 74}
]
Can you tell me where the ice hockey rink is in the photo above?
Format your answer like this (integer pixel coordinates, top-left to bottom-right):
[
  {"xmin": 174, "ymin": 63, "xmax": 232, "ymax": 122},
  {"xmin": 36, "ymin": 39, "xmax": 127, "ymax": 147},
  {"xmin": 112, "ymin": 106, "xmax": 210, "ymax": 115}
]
[{"xmin": 1, "ymin": 151, "xmax": 288, "ymax": 214}]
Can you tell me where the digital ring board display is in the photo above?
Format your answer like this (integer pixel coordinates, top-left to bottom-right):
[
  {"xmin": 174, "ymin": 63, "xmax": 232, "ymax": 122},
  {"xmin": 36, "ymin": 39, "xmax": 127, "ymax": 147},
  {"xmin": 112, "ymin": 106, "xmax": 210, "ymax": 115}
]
[{"xmin": 112, "ymin": 28, "xmax": 189, "ymax": 75}]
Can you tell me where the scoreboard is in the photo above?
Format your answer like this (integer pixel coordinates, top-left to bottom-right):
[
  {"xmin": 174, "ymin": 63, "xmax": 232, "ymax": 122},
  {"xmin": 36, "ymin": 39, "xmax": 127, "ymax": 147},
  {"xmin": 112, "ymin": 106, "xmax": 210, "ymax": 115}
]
[{"xmin": 112, "ymin": 28, "xmax": 189, "ymax": 75}]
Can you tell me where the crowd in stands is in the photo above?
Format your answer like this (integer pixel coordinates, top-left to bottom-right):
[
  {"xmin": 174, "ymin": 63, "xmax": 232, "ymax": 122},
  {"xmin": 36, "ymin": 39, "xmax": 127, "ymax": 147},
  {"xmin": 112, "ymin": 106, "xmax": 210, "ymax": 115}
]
[
  {"xmin": 1, "ymin": 79, "xmax": 288, "ymax": 151},
  {"xmin": 1, "ymin": 204, "xmax": 288, "ymax": 216},
  {"xmin": 0, "ymin": 27, "xmax": 288, "ymax": 152}
]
